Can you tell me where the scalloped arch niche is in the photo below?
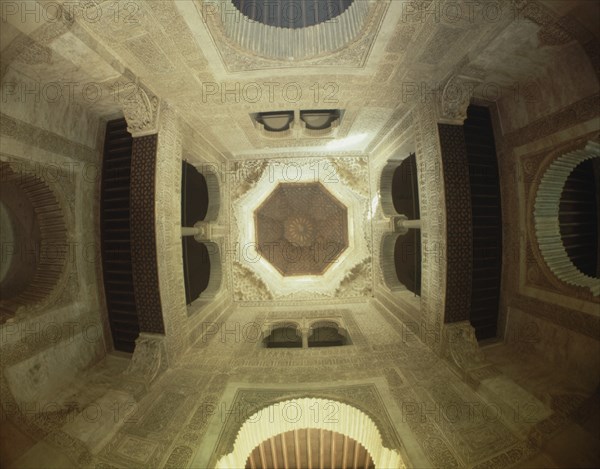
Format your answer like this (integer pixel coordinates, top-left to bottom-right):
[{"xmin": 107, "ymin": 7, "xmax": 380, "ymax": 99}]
[{"xmin": 216, "ymin": 397, "xmax": 405, "ymax": 468}]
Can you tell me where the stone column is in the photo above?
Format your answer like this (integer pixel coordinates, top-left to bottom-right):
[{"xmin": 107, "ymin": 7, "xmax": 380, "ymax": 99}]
[
  {"xmin": 391, "ymin": 215, "xmax": 421, "ymax": 235},
  {"xmin": 301, "ymin": 328, "xmax": 309, "ymax": 349},
  {"xmin": 181, "ymin": 220, "xmax": 227, "ymax": 243},
  {"xmin": 181, "ymin": 226, "xmax": 200, "ymax": 237}
]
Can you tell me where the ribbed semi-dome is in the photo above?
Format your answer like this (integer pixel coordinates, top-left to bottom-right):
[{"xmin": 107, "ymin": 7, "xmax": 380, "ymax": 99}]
[
  {"xmin": 223, "ymin": 0, "xmax": 370, "ymax": 60},
  {"xmin": 232, "ymin": 0, "xmax": 354, "ymax": 28}
]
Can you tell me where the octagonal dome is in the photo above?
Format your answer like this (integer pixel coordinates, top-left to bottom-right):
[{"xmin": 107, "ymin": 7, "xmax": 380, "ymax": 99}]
[{"xmin": 255, "ymin": 183, "xmax": 348, "ymax": 276}]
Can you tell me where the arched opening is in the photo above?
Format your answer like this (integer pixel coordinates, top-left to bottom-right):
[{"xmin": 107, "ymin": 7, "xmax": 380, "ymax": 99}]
[
  {"xmin": 0, "ymin": 162, "xmax": 67, "ymax": 322},
  {"xmin": 264, "ymin": 323, "xmax": 302, "ymax": 348},
  {"xmin": 183, "ymin": 240, "xmax": 211, "ymax": 305},
  {"xmin": 534, "ymin": 141, "xmax": 600, "ymax": 295},
  {"xmin": 380, "ymin": 154, "xmax": 421, "ymax": 296},
  {"xmin": 394, "ymin": 233, "xmax": 421, "ymax": 296},
  {"xmin": 0, "ymin": 186, "xmax": 42, "ymax": 300},
  {"xmin": 245, "ymin": 428, "xmax": 374, "ymax": 468},
  {"xmin": 215, "ymin": 398, "xmax": 404, "ymax": 468},
  {"xmin": 308, "ymin": 320, "xmax": 349, "ymax": 347},
  {"xmin": 300, "ymin": 109, "xmax": 341, "ymax": 131},
  {"xmin": 253, "ymin": 111, "xmax": 295, "ymax": 132},
  {"xmin": 182, "ymin": 160, "xmax": 209, "ymax": 222},
  {"xmin": 182, "ymin": 161, "xmax": 217, "ymax": 305},
  {"xmin": 391, "ymin": 155, "xmax": 419, "ymax": 219}
]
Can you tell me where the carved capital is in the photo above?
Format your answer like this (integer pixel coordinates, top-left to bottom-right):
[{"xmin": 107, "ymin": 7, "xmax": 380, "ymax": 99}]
[
  {"xmin": 438, "ymin": 75, "xmax": 481, "ymax": 125},
  {"xmin": 191, "ymin": 220, "xmax": 226, "ymax": 243},
  {"xmin": 442, "ymin": 321, "xmax": 486, "ymax": 377},
  {"xmin": 124, "ymin": 333, "xmax": 168, "ymax": 385},
  {"xmin": 121, "ymin": 82, "xmax": 161, "ymax": 137}
]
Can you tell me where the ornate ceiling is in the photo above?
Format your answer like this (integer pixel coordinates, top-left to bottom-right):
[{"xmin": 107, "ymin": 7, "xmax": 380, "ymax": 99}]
[
  {"xmin": 2, "ymin": 0, "xmax": 596, "ymax": 160},
  {"xmin": 2, "ymin": 0, "xmax": 598, "ymax": 312},
  {"xmin": 231, "ymin": 157, "xmax": 372, "ymax": 304},
  {"xmin": 255, "ymin": 182, "xmax": 348, "ymax": 276}
]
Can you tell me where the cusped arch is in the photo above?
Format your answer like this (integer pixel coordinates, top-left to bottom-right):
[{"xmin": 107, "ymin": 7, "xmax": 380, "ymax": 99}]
[
  {"xmin": 534, "ymin": 140, "xmax": 600, "ymax": 296},
  {"xmin": 216, "ymin": 397, "xmax": 405, "ymax": 469}
]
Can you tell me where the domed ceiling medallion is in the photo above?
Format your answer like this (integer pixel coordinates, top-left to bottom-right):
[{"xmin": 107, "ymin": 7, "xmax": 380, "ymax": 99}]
[{"xmin": 255, "ymin": 183, "xmax": 348, "ymax": 276}]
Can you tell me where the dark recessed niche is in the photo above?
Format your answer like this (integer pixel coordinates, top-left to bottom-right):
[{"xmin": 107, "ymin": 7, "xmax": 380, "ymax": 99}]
[
  {"xmin": 463, "ymin": 105, "xmax": 502, "ymax": 341},
  {"xmin": 300, "ymin": 109, "xmax": 341, "ymax": 130},
  {"xmin": 308, "ymin": 326, "xmax": 347, "ymax": 347},
  {"xmin": 252, "ymin": 111, "xmax": 294, "ymax": 132},
  {"xmin": 391, "ymin": 154, "xmax": 422, "ymax": 296},
  {"xmin": 182, "ymin": 161, "xmax": 209, "ymax": 225},
  {"xmin": 232, "ymin": 0, "xmax": 354, "ymax": 29},
  {"xmin": 181, "ymin": 161, "xmax": 211, "ymax": 305},
  {"xmin": 263, "ymin": 321, "xmax": 351, "ymax": 348},
  {"xmin": 264, "ymin": 326, "xmax": 302, "ymax": 348}
]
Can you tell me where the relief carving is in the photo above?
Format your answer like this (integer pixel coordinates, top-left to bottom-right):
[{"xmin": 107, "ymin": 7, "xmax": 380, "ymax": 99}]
[
  {"xmin": 125, "ymin": 333, "xmax": 169, "ymax": 385},
  {"xmin": 122, "ymin": 83, "xmax": 161, "ymax": 137},
  {"xmin": 232, "ymin": 262, "xmax": 273, "ymax": 301}
]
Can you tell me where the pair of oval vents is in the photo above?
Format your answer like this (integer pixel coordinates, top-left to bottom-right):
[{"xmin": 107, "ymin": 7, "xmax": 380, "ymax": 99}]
[
  {"xmin": 264, "ymin": 324, "xmax": 349, "ymax": 348},
  {"xmin": 254, "ymin": 110, "xmax": 341, "ymax": 132}
]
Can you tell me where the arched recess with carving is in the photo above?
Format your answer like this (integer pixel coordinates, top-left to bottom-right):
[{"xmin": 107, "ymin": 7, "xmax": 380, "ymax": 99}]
[
  {"xmin": 307, "ymin": 319, "xmax": 350, "ymax": 347},
  {"xmin": 245, "ymin": 428, "xmax": 374, "ymax": 468},
  {"xmin": 0, "ymin": 161, "xmax": 69, "ymax": 321},
  {"xmin": 203, "ymin": 171, "xmax": 221, "ymax": 222},
  {"xmin": 262, "ymin": 321, "xmax": 302, "ymax": 348},
  {"xmin": 379, "ymin": 154, "xmax": 421, "ymax": 295},
  {"xmin": 200, "ymin": 241, "xmax": 223, "ymax": 300},
  {"xmin": 379, "ymin": 160, "xmax": 402, "ymax": 217},
  {"xmin": 215, "ymin": 398, "xmax": 405, "ymax": 469},
  {"xmin": 380, "ymin": 233, "xmax": 406, "ymax": 293},
  {"xmin": 534, "ymin": 140, "xmax": 600, "ymax": 296},
  {"xmin": 182, "ymin": 162, "xmax": 224, "ymax": 310}
]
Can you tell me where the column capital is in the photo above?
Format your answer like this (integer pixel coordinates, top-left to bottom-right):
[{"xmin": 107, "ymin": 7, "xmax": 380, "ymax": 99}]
[
  {"xmin": 191, "ymin": 220, "xmax": 227, "ymax": 242},
  {"xmin": 390, "ymin": 215, "xmax": 421, "ymax": 235},
  {"xmin": 437, "ymin": 74, "xmax": 482, "ymax": 125},
  {"xmin": 121, "ymin": 81, "xmax": 161, "ymax": 137}
]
